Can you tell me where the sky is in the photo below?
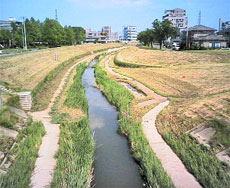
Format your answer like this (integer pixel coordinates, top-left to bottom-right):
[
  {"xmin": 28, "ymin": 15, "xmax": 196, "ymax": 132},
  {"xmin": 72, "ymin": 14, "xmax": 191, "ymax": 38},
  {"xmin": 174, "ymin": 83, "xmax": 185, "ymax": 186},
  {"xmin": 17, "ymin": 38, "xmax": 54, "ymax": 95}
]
[{"xmin": 0, "ymin": 0, "xmax": 229, "ymax": 34}]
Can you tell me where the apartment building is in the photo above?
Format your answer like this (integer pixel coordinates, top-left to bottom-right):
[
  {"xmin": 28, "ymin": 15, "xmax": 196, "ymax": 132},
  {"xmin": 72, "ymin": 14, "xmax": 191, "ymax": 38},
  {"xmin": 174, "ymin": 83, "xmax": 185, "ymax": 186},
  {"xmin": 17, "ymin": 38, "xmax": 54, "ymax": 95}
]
[
  {"xmin": 219, "ymin": 21, "xmax": 230, "ymax": 43},
  {"xmin": 0, "ymin": 20, "xmax": 22, "ymax": 30},
  {"xmin": 86, "ymin": 27, "xmax": 119, "ymax": 43},
  {"xmin": 85, "ymin": 29, "xmax": 107, "ymax": 43},
  {"xmin": 102, "ymin": 26, "xmax": 111, "ymax": 41},
  {"xmin": 163, "ymin": 8, "xmax": 188, "ymax": 32},
  {"xmin": 123, "ymin": 26, "xmax": 137, "ymax": 42}
]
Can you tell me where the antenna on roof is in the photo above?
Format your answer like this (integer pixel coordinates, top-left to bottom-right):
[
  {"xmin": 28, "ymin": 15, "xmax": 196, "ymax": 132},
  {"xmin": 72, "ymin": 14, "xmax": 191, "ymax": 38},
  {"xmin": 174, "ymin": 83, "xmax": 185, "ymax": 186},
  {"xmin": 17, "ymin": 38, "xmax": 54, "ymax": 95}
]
[
  {"xmin": 219, "ymin": 18, "xmax": 221, "ymax": 32},
  {"xmin": 198, "ymin": 11, "xmax": 201, "ymax": 25},
  {"xmin": 55, "ymin": 9, "xmax": 58, "ymax": 21}
]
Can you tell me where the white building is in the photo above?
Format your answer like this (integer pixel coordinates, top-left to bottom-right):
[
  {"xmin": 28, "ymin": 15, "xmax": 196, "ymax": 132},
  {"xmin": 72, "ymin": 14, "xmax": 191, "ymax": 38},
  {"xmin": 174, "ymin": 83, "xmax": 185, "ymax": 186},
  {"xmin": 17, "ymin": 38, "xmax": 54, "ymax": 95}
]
[
  {"xmin": 86, "ymin": 27, "xmax": 119, "ymax": 43},
  {"xmin": 111, "ymin": 32, "xmax": 119, "ymax": 41},
  {"xmin": 85, "ymin": 29, "xmax": 107, "ymax": 43},
  {"xmin": 123, "ymin": 26, "xmax": 137, "ymax": 42},
  {"xmin": 102, "ymin": 26, "xmax": 111, "ymax": 41},
  {"xmin": 163, "ymin": 8, "xmax": 188, "ymax": 32}
]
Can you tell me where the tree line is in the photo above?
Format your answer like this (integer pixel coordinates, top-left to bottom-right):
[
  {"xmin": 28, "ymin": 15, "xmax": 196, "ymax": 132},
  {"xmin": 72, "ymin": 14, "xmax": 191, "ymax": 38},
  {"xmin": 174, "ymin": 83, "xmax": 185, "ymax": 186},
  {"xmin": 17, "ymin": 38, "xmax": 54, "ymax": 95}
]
[
  {"xmin": 137, "ymin": 19, "xmax": 179, "ymax": 49},
  {"xmin": 0, "ymin": 17, "xmax": 86, "ymax": 48}
]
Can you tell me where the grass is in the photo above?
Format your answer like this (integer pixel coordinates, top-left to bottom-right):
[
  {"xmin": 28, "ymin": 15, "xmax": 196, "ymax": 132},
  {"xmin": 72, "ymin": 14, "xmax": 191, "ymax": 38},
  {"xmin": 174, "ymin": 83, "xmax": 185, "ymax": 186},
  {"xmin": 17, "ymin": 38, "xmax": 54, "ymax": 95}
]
[
  {"xmin": 0, "ymin": 107, "xmax": 22, "ymax": 130},
  {"xmin": 163, "ymin": 133, "xmax": 230, "ymax": 188},
  {"xmin": 51, "ymin": 63, "xmax": 94, "ymax": 188},
  {"xmin": 95, "ymin": 62, "xmax": 175, "ymax": 188},
  {"xmin": 51, "ymin": 118, "xmax": 94, "ymax": 188},
  {"xmin": 0, "ymin": 44, "xmax": 122, "ymax": 90},
  {"xmin": 115, "ymin": 46, "xmax": 230, "ymax": 136},
  {"xmin": 0, "ymin": 118, "xmax": 45, "ymax": 188},
  {"xmin": 64, "ymin": 63, "xmax": 88, "ymax": 114},
  {"xmin": 105, "ymin": 48, "xmax": 230, "ymax": 187},
  {"xmin": 31, "ymin": 52, "xmax": 90, "ymax": 111},
  {"xmin": 5, "ymin": 95, "xmax": 21, "ymax": 109},
  {"xmin": 210, "ymin": 119, "xmax": 230, "ymax": 149},
  {"xmin": 114, "ymin": 55, "xmax": 156, "ymax": 68}
]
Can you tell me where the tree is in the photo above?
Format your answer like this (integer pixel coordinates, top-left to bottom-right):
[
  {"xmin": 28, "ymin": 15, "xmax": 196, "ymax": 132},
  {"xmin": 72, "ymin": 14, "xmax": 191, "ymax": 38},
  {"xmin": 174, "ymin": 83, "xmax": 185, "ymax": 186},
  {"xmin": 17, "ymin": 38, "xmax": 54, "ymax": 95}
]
[
  {"xmin": 72, "ymin": 27, "xmax": 86, "ymax": 44},
  {"xmin": 0, "ymin": 29, "xmax": 12, "ymax": 47},
  {"xmin": 42, "ymin": 18, "xmax": 64, "ymax": 47},
  {"xmin": 152, "ymin": 19, "xmax": 179, "ymax": 49},
  {"xmin": 137, "ymin": 29, "xmax": 155, "ymax": 47},
  {"xmin": 25, "ymin": 17, "xmax": 42, "ymax": 46},
  {"xmin": 64, "ymin": 26, "xmax": 75, "ymax": 45}
]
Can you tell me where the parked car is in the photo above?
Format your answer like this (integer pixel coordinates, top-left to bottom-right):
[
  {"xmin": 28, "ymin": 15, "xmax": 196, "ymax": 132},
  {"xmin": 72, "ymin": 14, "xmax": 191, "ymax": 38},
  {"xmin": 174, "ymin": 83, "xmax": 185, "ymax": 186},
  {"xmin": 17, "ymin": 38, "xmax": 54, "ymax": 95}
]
[{"xmin": 172, "ymin": 45, "xmax": 180, "ymax": 51}]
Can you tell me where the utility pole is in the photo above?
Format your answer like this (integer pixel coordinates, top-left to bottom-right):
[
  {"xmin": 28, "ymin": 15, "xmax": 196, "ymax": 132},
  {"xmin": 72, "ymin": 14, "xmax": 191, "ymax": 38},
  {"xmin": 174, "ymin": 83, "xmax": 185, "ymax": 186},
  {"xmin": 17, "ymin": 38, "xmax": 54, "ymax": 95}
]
[
  {"xmin": 186, "ymin": 17, "xmax": 189, "ymax": 49},
  {"xmin": 23, "ymin": 17, "xmax": 27, "ymax": 50}
]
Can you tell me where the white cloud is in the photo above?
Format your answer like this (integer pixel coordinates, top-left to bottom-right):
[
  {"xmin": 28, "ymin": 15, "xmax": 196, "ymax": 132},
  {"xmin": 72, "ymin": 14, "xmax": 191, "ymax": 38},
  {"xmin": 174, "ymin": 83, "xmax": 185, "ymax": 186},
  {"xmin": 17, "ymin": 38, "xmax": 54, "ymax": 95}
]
[{"xmin": 67, "ymin": 0, "xmax": 150, "ymax": 8}]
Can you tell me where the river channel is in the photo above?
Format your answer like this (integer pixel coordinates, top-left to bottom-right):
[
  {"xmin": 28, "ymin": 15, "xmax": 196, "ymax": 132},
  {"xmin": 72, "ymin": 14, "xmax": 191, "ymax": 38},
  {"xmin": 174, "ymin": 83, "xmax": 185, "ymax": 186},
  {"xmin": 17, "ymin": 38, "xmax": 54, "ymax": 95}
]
[{"xmin": 82, "ymin": 59, "xmax": 144, "ymax": 188}]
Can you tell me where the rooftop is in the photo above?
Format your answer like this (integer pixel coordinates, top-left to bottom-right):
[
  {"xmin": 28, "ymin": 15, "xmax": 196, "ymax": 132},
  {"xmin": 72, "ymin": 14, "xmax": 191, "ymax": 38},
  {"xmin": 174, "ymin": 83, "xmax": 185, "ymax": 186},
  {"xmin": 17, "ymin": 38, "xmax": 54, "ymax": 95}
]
[
  {"xmin": 194, "ymin": 34, "xmax": 227, "ymax": 41},
  {"xmin": 189, "ymin": 25, "xmax": 216, "ymax": 31}
]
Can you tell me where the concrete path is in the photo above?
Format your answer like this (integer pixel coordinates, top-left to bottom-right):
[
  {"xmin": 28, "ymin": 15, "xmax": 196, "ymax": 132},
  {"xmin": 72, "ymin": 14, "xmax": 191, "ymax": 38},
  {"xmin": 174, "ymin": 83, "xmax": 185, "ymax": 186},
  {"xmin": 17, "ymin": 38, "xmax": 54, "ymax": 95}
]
[
  {"xmin": 30, "ymin": 54, "xmax": 95, "ymax": 188},
  {"xmin": 143, "ymin": 101, "xmax": 202, "ymax": 188},
  {"xmin": 0, "ymin": 126, "xmax": 18, "ymax": 138},
  {"xmin": 105, "ymin": 56, "xmax": 202, "ymax": 188}
]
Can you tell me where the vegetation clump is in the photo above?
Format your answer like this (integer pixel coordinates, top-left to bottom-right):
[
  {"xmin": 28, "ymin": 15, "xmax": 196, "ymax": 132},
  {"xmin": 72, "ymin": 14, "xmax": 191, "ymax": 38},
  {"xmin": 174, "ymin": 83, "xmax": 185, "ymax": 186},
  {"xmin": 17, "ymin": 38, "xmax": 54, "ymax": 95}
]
[
  {"xmin": 114, "ymin": 55, "xmax": 155, "ymax": 68},
  {"xmin": 210, "ymin": 119, "xmax": 230, "ymax": 149},
  {"xmin": 64, "ymin": 63, "xmax": 88, "ymax": 113},
  {"xmin": 0, "ymin": 107, "xmax": 21, "ymax": 129}
]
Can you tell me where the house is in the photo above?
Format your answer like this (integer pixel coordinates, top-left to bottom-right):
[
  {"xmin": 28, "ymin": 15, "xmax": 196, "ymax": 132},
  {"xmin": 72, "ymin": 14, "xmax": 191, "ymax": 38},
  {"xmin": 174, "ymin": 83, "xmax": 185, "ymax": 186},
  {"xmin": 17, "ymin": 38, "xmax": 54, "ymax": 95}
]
[
  {"xmin": 185, "ymin": 25, "xmax": 228, "ymax": 49},
  {"xmin": 219, "ymin": 21, "xmax": 230, "ymax": 46}
]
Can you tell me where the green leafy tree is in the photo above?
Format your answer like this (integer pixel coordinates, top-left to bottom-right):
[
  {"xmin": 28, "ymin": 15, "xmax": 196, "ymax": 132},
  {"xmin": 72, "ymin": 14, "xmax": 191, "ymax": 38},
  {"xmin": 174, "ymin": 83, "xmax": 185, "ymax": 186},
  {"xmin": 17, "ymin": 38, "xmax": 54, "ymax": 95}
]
[
  {"xmin": 0, "ymin": 29, "xmax": 12, "ymax": 47},
  {"xmin": 25, "ymin": 17, "xmax": 42, "ymax": 46},
  {"xmin": 72, "ymin": 27, "xmax": 86, "ymax": 44},
  {"xmin": 64, "ymin": 26, "xmax": 76, "ymax": 45},
  {"xmin": 152, "ymin": 19, "xmax": 178, "ymax": 49},
  {"xmin": 42, "ymin": 18, "xmax": 64, "ymax": 47}
]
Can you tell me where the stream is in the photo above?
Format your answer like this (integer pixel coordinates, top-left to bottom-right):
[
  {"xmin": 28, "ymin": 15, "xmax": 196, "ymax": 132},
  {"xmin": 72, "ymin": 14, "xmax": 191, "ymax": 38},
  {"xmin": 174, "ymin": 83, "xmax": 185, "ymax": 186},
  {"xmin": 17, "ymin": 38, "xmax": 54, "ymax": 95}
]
[{"xmin": 82, "ymin": 59, "xmax": 144, "ymax": 188}]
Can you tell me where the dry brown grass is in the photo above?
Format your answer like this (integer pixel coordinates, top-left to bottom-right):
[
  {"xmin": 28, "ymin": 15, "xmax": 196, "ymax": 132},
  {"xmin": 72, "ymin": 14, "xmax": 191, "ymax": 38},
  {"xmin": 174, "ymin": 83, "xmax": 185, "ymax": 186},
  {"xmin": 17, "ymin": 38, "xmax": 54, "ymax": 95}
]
[
  {"xmin": 55, "ymin": 67, "xmax": 85, "ymax": 121},
  {"xmin": 0, "ymin": 43, "xmax": 121, "ymax": 90},
  {"xmin": 114, "ymin": 47, "xmax": 230, "ymax": 134}
]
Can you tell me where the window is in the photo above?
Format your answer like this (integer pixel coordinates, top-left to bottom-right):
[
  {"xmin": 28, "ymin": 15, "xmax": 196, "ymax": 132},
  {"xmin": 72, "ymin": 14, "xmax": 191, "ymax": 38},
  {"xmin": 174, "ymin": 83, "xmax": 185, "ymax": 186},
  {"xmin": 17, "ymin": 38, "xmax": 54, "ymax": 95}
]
[{"xmin": 215, "ymin": 43, "xmax": 221, "ymax": 48}]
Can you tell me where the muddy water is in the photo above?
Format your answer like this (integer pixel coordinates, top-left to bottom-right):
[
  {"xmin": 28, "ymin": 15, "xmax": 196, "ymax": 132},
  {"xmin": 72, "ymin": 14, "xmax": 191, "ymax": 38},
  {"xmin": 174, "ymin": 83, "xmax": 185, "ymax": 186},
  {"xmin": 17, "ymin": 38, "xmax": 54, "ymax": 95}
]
[{"xmin": 82, "ymin": 60, "xmax": 144, "ymax": 188}]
